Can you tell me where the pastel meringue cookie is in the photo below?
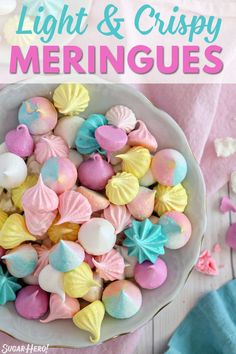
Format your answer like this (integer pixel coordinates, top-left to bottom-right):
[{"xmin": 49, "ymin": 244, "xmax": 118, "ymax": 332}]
[
  {"xmin": 24, "ymin": 208, "xmax": 56, "ymax": 237},
  {"xmin": 0, "ymin": 209, "xmax": 8, "ymax": 230},
  {"xmin": 78, "ymin": 154, "xmax": 114, "ymax": 191},
  {"xmin": 22, "ymin": 174, "xmax": 59, "ymax": 212},
  {"xmin": 103, "ymin": 204, "xmax": 131, "ymax": 234},
  {"xmin": 78, "ymin": 218, "xmax": 116, "ymax": 256},
  {"xmin": 151, "ymin": 149, "xmax": 187, "ymax": 186},
  {"xmin": 82, "ymin": 273, "xmax": 103, "ymax": 302},
  {"xmin": 5, "ymin": 125, "xmax": 34, "ymax": 158},
  {"xmin": 127, "ymin": 187, "xmax": 156, "ymax": 221},
  {"xmin": 64, "ymin": 262, "xmax": 100, "ymax": 298},
  {"xmin": 41, "ymin": 157, "xmax": 77, "ymax": 194},
  {"xmin": 39, "ymin": 264, "xmax": 65, "ymax": 301},
  {"xmin": 77, "ymin": 186, "xmax": 110, "ymax": 213},
  {"xmin": 53, "ymin": 84, "xmax": 90, "ymax": 115},
  {"xmin": 214, "ymin": 137, "xmax": 236, "ymax": 157},
  {"xmin": 33, "ymin": 244, "xmax": 51, "ymax": 277},
  {"xmin": 54, "ymin": 116, "xmax": 85, "ymax": 148},
  {"xmin": 11, "ymin": 175, "xmax": 38, "ymax": 211},
  {"xmin": 18, "ymin": 97, "xmax": 58, "ymax": 135},
  {"xmin": 128, "ymin": 121, "xmax": 158, "ymax": 153},
  {"xmin": 2, "ymin": 244, "xmax": 38, "ymax": 278},
  {"xmin": 117, "ymin": 146, "xmax": 151, "ymax": 179},
  {"xmin": 134, "ymin": 258, "xmax": 168, "ymax": 289},
  {"xmin": 0, "ymin": 214, "xmax": 36, "ymax": 250},
  {"xmin": 0, "ymin": 0, "xmax": 16, "ymax": 15},
  {"xmin": 48, "ymin": 216, "xmax": 79, "ymax": 244},
  {"xmin": 92, "ymin": 249, "xmax": 125, "ymax": 281},
  {"xmin": 123, "ymin": 219, "xmax": 167, "ymax": 264},
  {"xmin": 102, "ymin": 280, "xmax": 142, "ymax": 319},
  {"xmin": 0, "ymin": 153, "xmax": 27, "ymax": 189},
  {"xmin": 106, "ymin": 172, "xmax": 139, "ymax": 205},
  {"xmin": 57, "ymin": 190, "xmax": 92, "ymax": 224},
  {"xmin": 110, "ymin": 145, "xmax": 130, "ymax": 166},
  {"xmin": 84, "ymin": 252, "xmax": 95, "ymax": 269},
  {"xmin": 0, "ymin": 265, "xmax": 21, "ymax": 305},
  {"xmin": 154, "ymin": 183, "xmax": 188, "ymax": 216},
  {"xmin": 106, "ymin": 106, "xmax": 136, "ymax": 133},
  {"xmin": 139, "ymin": 168, "xmax": 156, "ymax": 187},
  {"xmin": 75, "ymin": 114, "xmax": 108, "ymax": 155},
  {"xmin": 69, "ymin": 150, "xmax": 83, "ymax": 168},
  {"xmin": 115, "ymin": 246, "xmax": 137, "ymax": 278},
  {"xmin": 34, "ymin": 135, "xmax": 69, "ymax": 164},
  {"xmin": 41, "ymin": 294, "xmax": 80, "ymax": 323},
  {"xmin": 27, "ymin": 155, "xmax": 42, "ymax": 175},
  {"xmin": 95, "ymin": 125, "xmax": 128, "ymax": 158},
  {"xmin": 15, "ymin": 285, "xmax": 49, "ymax": 320},
  {"xmin": 73, "ymin": 300, "xmax": 105, "ymax": 344},
  {"xmin": 4, "ymin": 16, "xmax": 36, "ymax": 46},
  {"xmin": 49, "ymin": 240, "xmax": 85, "ymax": 272},
  {"xmin": 159, "ymin": 211, "xmax": 192, "ymax": 249}
]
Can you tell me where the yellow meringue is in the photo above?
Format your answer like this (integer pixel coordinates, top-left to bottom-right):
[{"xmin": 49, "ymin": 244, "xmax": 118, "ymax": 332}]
[
  {"xmin": 154, "ymin": 184, "xmax": 188, "ymax": 216},
  {"xmin": 0, "ymin": 209, "xmax": 8, "ymax": 230},
  {"xmin": 48, "ymin": 215, "xmax": 80, "ymax": 244},
  {"xmin": 106, "ymin": 172, "xmax": 139, "ymax": 205},
  {"xmin": 0, "ymin": 214, "xmax": 36, "ymax": 249},
  {"xmin": 64, "ymin": 262, "xmax": 100, "ymax": 298},
  {"xmin": 73, "ymin": 301, "xmax": 105, "ymax": 343},
  {"xmin": 11, "ymin": 175, "xmax": 38, "ymax": 211},
  {"xmin": 53, "ymin": 84, "xmax": 90, "ymax": 116},
  {"xmin": 117, "ymin": 146, "xmax": 151, "ymax": 179}
]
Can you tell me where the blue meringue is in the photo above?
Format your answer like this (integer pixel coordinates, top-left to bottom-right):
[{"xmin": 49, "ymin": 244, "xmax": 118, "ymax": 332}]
[
  {"xmin": 75, "ymin": 114, "xmax": 108, "ymax": 155},
  {"xmin": 123, "ymin": 219, "xmax": 167, "ymax": 264},
  {"xmin": 0, "ymin": 265, "xmax": 22, "ymax": 305},
  {"xmin": 2, "ymin": 244, "xmax": 38, "ymax": 278},
  {"xmin": 49, "ymin": 240, "xmax": 85, "ymax": 272}
]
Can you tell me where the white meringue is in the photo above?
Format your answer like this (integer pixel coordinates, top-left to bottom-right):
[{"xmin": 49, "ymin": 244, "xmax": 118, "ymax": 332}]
[{"xmin": 54, "ymin": 116, "xmax": 85, "ymax": 148}]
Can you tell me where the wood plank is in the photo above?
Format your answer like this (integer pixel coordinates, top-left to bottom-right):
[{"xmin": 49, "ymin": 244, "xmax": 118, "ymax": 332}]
[
  {"xmin": 153, "ymin": 184, "xmax": 232, "ymax": 354},
  {"xmin": 135, "ymin": 320, "xmax": 153, "ymax": 354},
  {"xmin": 228, "ymin": 183, "xmax": 236, "ymax": 277}
]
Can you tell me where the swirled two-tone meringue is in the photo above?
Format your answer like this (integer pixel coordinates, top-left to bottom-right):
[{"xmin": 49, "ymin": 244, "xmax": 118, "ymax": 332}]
[
  {"xmin": 127, "ymin": 187, "xmax": 156, "ymax": 221},
  {"xmin": 34, "ymin": 135, "xmax": 69, "ymax": 164}
]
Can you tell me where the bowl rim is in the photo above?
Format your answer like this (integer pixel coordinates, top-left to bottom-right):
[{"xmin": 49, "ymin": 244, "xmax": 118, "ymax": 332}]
[{"xmin": 0, "ymin": 82, "xmax": 207, "ymax": 348}]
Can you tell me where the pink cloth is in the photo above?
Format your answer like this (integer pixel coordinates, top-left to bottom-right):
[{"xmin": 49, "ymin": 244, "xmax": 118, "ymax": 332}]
[{"xmin": 138, "ymin": 84, "xmax": 236, "ymax": 195}]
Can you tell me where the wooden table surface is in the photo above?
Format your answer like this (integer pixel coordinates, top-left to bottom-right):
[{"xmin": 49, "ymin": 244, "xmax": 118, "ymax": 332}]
[{"xmin": 135, "ymin": 184, "xmax": 236, "ymax": 354}]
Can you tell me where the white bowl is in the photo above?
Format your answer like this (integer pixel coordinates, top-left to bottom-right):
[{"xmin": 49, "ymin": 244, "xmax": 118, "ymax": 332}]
[{"xmin": 0, "ymin": 84, "xmax": 206, "ymax": 348}]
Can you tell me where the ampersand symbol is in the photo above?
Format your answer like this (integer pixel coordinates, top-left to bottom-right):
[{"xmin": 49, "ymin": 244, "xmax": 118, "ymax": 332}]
[{"xmin": 97, "ymin": 4, "xmax": 124, "ymax": 39}]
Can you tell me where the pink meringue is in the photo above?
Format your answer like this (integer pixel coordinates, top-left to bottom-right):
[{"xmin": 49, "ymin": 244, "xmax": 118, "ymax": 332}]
[
  {"xmin": 134, "ymin": 258, "xmax": 168, "ymax": 289},
  {"xmin": 78, "ymin": 154, "xmax": 114, "ymax": 191},
  {"xmin": 127, "ymin": 187, "xmax": 156, "ymax": 220},
  {"xmin": 92, "ymin": 249, "xmax": 125, "ymax": 281},
  {"xmin": 106, "ymin": 105, "xmax": 136, "ymax": 133},
  {"xmin": 77, "ymin": 186, "xmax": 110, "ymax": 212},
  {"xmin": 128, "ymin": 121, "xmax": 158, "ymax": 153},
  {"xmin": 33, "ymin": 244, "xmax": 51, "ymax": 277},
  {"xmin": 5, "ymin": 124, "xmax": 34, "ymax": 158},
  {"xmin": 57, "ymin": 190, "xmax": 92, "ymax": 225},
  {"xmin": 0, "ymin": 247, "xmax": 6, "ymax": 259},
  {"xmin": 40, "ymin": 294, "xmax": 80, "ymax": 323},
  {"xmin": 34, "ymin": 135, "xmax": 69, "ymax": 164},
  {"xmin": 22, "ymin": 175, "xmax": 59, "ymax": 212},
  {"xmin": 195, "ymin": 250, "xmax": 218, "ymax": 276},
  {"xmin": 219, "ymin": 196, "xmax": 236, "ymax": 213},
  {"xmin": 24, "ymin": 207, "xmax": 57, "ymax": 237},
  {"xmin": 84, "ymin": 252, "xmax": 95, "ymax": 269},
  {"xmin": 103, "ymin": 204, "xmax": 131, "ymax": 234},
  {"xmin": 226, "ymin": 223, "xmax": 236, "ymax": 250}
]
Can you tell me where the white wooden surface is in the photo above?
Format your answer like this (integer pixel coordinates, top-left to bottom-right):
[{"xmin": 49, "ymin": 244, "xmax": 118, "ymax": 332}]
[{"xmin": 135, "ymin": 184, "xmax": 235, "ymax": 354}]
